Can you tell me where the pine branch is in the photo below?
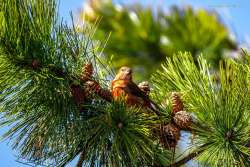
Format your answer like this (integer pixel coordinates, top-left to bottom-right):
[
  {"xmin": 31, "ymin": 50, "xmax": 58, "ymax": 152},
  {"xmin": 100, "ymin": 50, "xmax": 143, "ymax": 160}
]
[
  {"xmin": 167, "ymin": 143, "xmax": 211, "ymax": 167},
  {"xmin": 167, "ymin": 149, "xmax": 203, "ymax": 167},
  {"xmin": 76, "ymin": 151, "xmax": 85, "ymax": 167}
]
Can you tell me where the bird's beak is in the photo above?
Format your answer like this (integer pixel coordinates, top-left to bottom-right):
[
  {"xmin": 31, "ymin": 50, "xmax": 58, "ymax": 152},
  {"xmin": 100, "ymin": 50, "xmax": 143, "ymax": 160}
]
[{"xmin": 128, "ymin": 70, "xmax": 132, "ymax": 75}]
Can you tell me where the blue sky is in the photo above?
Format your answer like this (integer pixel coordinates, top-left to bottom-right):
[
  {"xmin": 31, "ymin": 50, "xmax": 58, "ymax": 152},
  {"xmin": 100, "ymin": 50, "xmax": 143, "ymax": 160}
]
[{"xmin": 1, "ymin": 0, "xmax": 250, "ymax": 166}]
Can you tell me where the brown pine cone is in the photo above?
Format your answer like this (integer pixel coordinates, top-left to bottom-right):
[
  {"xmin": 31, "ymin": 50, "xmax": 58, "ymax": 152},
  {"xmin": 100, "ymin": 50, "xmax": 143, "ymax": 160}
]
[
  {"xmin": 70, "ymin": 84, "xmax": 86, "ymax": 106},
  {"xmin": 173, "ymin": 110, "xmax": 192, "ymax": 130},
  {"xmin": 33, "ymin": 136, "xmax": 44, "ymax": 158},
  {"xmin": 31, "ymin": 59, "xmax": 41, "ymax": 70},
  {"xmin": 138, "ymin": 81, "xmax": 150, "ymax": 96},
  {"xmin": 85, "ymin": 80, "xmax": 112, "ymax": 102},
  {"xmin": 159, "ymin": 123, "xmax": 181, "ymax": 149},
  {"xmin": 171, "ymin": 92, "xmax": 184, "ymax": 114},
  {"xmin": 81, "ymin": 62, "xmax": 93, "ymax": 81}
]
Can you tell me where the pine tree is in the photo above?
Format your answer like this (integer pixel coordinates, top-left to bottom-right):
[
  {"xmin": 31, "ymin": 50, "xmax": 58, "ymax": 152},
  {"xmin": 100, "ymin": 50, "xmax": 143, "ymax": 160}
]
[
  {"xmin": 1, "ymin": 0, "xmax": 250, "ymax": 167},
  {"xmin": 80, "ymin": 0, "xmax": 237, "ymax": 80}
]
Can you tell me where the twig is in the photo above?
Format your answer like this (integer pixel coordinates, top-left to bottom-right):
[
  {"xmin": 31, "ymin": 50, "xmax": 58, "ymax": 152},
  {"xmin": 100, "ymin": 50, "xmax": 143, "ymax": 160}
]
[
  {"xmin": 76, "ymin": 151, "xmax": 85, "ymax": 167},
  {"xmin": 167, "ymin": 150, "xmax": 203, "ymax": 167}
]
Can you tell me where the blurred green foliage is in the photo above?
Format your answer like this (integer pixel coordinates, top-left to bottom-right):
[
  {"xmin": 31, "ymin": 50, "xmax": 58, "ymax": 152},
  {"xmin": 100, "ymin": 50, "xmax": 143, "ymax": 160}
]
[{"xmin": 79, "ymin": 0, "xmax": 237, "ymax": 80}]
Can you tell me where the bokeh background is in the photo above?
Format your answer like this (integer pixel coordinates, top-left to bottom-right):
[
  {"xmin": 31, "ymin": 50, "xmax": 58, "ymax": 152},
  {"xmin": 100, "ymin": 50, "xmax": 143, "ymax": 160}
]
[{"xmin": 1, "ymin": 0, "xmax": 250, "ymax": 166}]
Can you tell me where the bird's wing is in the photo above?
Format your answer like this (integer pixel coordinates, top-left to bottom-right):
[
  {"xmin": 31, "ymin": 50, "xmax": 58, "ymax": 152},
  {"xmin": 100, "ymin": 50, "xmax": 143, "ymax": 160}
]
[
  {"xmin": 125, "ymin": 81, "xmax": 148, "ymax": 99},
  {"xmin": 125, "ymin": 81, "xmax": 162, "ymax": 115}
]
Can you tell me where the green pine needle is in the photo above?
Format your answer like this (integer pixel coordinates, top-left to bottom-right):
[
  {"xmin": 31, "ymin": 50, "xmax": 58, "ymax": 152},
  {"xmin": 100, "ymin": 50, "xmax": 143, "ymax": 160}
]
[{"xmin": 152, "ymin": 52, "xmax": 250, "ymax": 166}]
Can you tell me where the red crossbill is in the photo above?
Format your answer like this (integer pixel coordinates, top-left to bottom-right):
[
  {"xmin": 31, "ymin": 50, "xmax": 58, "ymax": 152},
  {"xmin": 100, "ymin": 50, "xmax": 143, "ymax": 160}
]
[{"xmin": 112, "ymin": 66, "xmax": 160, "ymax": 115}]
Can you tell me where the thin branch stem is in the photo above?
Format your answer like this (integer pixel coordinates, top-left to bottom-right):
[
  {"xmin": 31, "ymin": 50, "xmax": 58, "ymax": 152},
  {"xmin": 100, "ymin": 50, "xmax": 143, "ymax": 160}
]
[
  {"xmin": 167, "ymin": 149, "xmax": 203, "ymax": 167},
  {"xmin": 76, "ymin": 151, "xmax": 85, "ymax": 167},
  {"xmin": 167, "ymin": 143, "xmax": 210, "ymax": 167}
]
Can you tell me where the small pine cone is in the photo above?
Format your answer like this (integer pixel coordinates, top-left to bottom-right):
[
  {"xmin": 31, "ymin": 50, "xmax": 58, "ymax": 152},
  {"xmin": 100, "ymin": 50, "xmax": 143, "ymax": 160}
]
[
  {"xmin": 138, "ymin": 81, "xmax": 150, "ymax": 96},
  {"xmin": 85, "ymin": 80, "xmax": 112, "ymax": 102},
  {"xmin": 70, "ymin": 84, "xmax": 85, "ymax": 106},
  {"xmin": 31, "ymin": 59, "xmax": 41, "ymax": 69},
  {"xmin": 173, "ymin": 110, "xmax": 192, "ymax": 130},
  {"xmin": 81, "ymin": 63, "xmax": 93, "ymax": 81},
  {"xmin": 85, "ymin": 80, "xmax": 101, "ymax": 94},
  {"xmin": 159, "ymin": 123, "xmax": 180, "ymax": 149},
  {"xmin": 171, "ymin": 92, "xmax": 184, "ymax": 114},
  {"xmin": 33, "ymin": 136, "xmax": 44, "ymax": 158},
  {"xmin": 97, "ymin": 88, "xmax": 113, "ymax": 102}
]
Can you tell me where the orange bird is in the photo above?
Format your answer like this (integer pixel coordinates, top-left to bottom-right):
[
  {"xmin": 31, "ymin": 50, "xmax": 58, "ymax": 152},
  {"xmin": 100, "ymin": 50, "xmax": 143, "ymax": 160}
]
[{"xmin": 111, "ymin": 66, "xmax": 161, "ymax": 115}]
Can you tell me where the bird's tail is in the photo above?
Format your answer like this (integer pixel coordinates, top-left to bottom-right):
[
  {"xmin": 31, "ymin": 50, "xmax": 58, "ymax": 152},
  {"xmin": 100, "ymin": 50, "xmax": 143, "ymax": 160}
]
[{"xmin": 147, "ymin": 100, "xmax": 162, "ymax": 116}]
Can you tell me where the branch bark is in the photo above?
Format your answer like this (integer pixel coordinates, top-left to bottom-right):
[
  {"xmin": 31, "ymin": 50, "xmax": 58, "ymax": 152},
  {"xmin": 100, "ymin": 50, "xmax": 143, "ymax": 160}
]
[
  {"xmin": 167, "ymin": 144, "xmax": 209, "ymax": 167},
  {"xmin": 76, "ymin": 151, "xmax": 85, "ymax": 167}
]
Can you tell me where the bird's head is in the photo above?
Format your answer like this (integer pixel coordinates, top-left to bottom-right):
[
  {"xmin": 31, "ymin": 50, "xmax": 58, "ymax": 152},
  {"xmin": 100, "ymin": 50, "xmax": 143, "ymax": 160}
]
[{"xmin": 115, "ymin": 66, "xmax": 133, "ymax": 81}]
